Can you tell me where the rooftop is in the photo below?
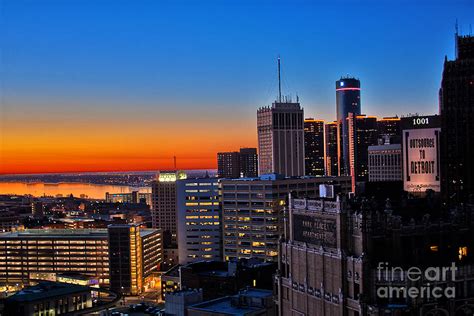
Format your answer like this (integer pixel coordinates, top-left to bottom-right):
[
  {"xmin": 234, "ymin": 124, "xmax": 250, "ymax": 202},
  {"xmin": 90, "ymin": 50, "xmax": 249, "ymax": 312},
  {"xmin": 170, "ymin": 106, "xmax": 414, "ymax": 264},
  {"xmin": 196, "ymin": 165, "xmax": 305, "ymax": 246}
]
[
  {"xmin": 6, "ymin": 281, "xmax": 91, "ymax": 303},
  {"xmin": 188, "ymin": 289, "xmax": 273, "ymax": 316}
]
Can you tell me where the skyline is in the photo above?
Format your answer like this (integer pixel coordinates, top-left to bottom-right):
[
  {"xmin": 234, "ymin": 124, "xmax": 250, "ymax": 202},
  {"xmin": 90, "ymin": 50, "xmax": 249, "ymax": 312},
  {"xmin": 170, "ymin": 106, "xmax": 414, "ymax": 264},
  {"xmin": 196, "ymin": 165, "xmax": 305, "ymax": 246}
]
[{"xmin": 1, "ymin": 0, "xmax": 473, "ymax": 174}]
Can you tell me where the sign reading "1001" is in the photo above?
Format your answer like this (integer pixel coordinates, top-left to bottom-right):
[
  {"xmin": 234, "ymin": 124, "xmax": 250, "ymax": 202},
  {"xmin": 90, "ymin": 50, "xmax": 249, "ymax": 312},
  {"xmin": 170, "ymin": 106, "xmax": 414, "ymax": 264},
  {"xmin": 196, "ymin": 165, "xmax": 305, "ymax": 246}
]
[{"xmin": 401, "ymin": 115, "xmax": 441, "ymax": 193}]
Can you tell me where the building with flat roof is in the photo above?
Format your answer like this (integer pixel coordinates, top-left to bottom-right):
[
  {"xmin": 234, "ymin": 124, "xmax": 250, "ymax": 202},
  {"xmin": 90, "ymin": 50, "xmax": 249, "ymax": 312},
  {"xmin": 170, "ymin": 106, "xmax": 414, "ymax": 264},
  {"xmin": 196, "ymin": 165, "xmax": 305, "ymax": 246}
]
[
  {"xmin": 165, "ymin": 289, "xmax": 204, "ymax": 316},
  {"xmin": 161, "ymin": 259, "xmax": 276, "ymax": 301},
  {"xmin": 187, "ymin": 288, "xmax": 276, "ymax": 316},
  {"xmin": 325, "ymin": 121, "xmax": 339, "ymax": 177},
  {"xmin": 257, "ymin": 101, "xmax": 305, "ymax": 177},
  {"xmin": 151, "ymin": 170, "xmax": 187, "ymax": 254},
  {"xmin": 304, "ymin": 118, "xmax": 325, "ymax": 177},
  {"xmin": 0, "ymin": 229, "xmax": 110, "ymax": 288},
  {"xmin": 368, "ymin": 144, "xmax": 402, "ymax": 182},
  {"xmin": 177, "ymin": 178, "xmax": 221, "ymax": 264},
  {"xmin": 3, "ymin": 281, "xmax": 93, "ymax": 316},
  {"xmin": 220, "ymin": 174, "xmax": 351, "ymax": 262},
  {"xmin": 0, "ymin": 227, "xmax": 161, "ymax": 292}
]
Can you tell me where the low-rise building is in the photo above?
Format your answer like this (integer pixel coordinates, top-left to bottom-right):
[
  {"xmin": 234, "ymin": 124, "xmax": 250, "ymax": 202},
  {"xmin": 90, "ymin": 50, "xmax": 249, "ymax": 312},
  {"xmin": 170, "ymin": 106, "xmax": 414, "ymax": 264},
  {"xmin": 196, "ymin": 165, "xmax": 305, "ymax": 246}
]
[
  {"xmin": 187, "ymin": 288, "xmax": 276, "ymax": 316},
  {"xmin": 3, "ymin": 281, "xmax": 93, "ymax": 316}
]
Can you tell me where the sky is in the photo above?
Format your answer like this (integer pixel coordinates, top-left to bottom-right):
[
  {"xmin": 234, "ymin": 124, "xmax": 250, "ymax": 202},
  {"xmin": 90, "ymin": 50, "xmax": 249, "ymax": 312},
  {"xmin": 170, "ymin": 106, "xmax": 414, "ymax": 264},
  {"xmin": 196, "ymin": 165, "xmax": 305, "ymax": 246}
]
[{"xmin": 0, "ymin": 0, "xmax": 473, "ymax": 174}]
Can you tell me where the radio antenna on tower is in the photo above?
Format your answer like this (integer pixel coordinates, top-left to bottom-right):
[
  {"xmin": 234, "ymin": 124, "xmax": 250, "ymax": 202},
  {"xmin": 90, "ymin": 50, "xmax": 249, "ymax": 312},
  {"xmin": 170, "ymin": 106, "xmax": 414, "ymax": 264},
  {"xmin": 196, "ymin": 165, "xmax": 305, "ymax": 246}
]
[
  {"xmin": 278, "ymin": 56, "xmax": 282, "ymax": 103},
  {"xmin": 173, "ymin": 156, "xmax": 177, "ymax": 169}
]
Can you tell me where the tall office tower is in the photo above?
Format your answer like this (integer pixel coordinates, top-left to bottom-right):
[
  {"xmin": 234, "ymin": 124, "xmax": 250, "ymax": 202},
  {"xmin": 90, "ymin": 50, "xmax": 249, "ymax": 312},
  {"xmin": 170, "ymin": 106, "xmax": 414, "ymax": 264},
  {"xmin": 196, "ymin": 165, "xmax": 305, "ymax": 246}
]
[
  {"xmin": 217, "ymin": 152, "xmax": 241, "ymax": 178},
  {"xmin": 377, "ymin": 116, "xmax": 401, "ymax": 144},
  {"xmin": 220, "ymin": 174, "xmax": 352, "ymax": 262},
  {"xmin": 336, "ymin": 77, "xmax": 361, "ymax": 176},
  {"xmin": 440, "ymin": 34, "xmax": 474, "ymax": 201},
  {"xmin": 108, "ymin": 224, "xmax": 143, "ymax": 295},
  {"xmin": 257, "ymin": 101, "xmax": 304, "ymax": 176},
  {"xmin": 177, "ymin": 178, "xmax": 221, "ymax": 264},
  {"xmin": 151, "ymin": 170, "xmax": 187, "ymax": 248},
  {"xmin": 347, "ymin": 114, "xmax": 378, "ymax": 190},
  {"xmin": 239, "ymin": 147, "xmax": 258, "ymax": 177},
  {"xmin": 325, "ymin": 121, "xmax": 339, "ymax": 176},
  {"xmin": 304, "ymin": 118, "xmax": 325, "ymax": 176}
]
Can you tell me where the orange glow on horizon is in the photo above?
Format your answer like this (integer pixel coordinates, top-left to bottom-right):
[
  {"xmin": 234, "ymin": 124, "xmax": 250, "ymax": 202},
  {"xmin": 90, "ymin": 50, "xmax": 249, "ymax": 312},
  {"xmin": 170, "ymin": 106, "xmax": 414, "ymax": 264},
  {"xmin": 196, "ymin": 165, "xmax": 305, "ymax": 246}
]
[{"xmin": 0, "ymin": 110, "xmax": 257, "ymax": 175}]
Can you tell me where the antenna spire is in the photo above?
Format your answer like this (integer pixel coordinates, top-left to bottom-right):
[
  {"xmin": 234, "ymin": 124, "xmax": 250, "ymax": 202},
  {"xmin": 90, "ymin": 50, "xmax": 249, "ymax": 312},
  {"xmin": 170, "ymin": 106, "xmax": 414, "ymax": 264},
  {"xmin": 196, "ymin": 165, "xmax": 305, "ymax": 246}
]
[
  {"xmin": 278, "ymin": 56, "xmax": 282, "ymax": 103},
  {"xmin": 173, "ymin": 156, "xmax": 177, "ymax": 169}
]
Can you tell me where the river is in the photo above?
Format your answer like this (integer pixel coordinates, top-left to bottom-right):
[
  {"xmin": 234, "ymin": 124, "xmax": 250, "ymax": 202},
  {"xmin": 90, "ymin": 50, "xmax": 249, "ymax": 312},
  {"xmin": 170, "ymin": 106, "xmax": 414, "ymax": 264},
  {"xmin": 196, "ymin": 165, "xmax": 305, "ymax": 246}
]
[{"xmin": 0, "ymin": 182, "xmax": 151, "ymax": 200}]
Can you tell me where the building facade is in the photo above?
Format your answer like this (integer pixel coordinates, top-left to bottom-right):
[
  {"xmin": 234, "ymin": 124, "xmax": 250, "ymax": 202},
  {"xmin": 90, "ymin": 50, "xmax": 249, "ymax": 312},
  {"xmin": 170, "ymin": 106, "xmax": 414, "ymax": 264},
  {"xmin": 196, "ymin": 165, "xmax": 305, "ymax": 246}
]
[
  {"xmin": 217, "ymin": 152, "xmax": 241, "ymax": 178},
  {"xmin": 324, "ymin": 121, "xmax": 339, "ymax": 177},
  {"xmin": 257, "ymin": 101, "xmax": 305, "ymax": 177},
  {"xmin": 220, "ymin": 175, "xmax": 351, "ymax": 262},
  {"xmin": 440, "ymin": 34, "xmax": 474, "ymax": 201},
  {"xmin": 0, "ymin": 229, "xmax": 110, "ymax": 288},
  {"xmin": 368, "ymin": 144, "xmax": 402, "ymax": 182},
  {"xmin": 217, "ymin": 148, "xmax": 258, "ymax": 179},
  {"xmin": 108, "ymin": 224, "xmax": 143, "ymax": 295},
  {"xmin": 239, "ymin": 148, "xmax": 258, "ymax": 178},
  {"xmin": 348, "ymin": 114, "xmax": 378, "ymax": 189},
  {"xmin": 4, "ymin": 281, "xmax": 93, "ymax": 316},
  {"xmin": 276, "ymin": 196, "xmax": 474, "ymax": 316},
  {"xmin": 336, "ymin": 77, "xmax": 361, "ymax": 176},
  {"xmin": 177, "ymin": 178, "xmax": 221, "ymax": 264},
  {"xmin": 151, "ymin": 170, "xmax": 187, "ymax": 248},
  {"xmin": 304, "ymin": 118, "xmax": 325, "ymax": 177},
  {"xmin": 377, "ymin": 116, "xmax": 401, "ymax": 144},
  {"xmin": 0, "ymin": 228, "xmax": 161, "ymax": 293}
]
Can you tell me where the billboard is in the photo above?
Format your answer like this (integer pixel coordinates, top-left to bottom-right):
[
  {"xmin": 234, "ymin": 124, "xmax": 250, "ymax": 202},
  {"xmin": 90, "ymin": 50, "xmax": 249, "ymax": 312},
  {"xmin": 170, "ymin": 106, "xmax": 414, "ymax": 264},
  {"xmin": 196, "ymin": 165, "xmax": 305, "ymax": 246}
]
[{"xmin": 401, "ymin": 115, "xmax": 441, "ymax": 192}]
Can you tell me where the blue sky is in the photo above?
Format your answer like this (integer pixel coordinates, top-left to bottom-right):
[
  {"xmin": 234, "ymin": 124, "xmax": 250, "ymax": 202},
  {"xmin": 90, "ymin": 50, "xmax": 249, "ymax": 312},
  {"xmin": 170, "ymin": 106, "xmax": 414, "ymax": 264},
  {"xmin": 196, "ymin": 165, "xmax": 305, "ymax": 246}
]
[
  {"xmin": 1, "ymin": 0, "xmax": 473, "ymax": 173},
  {"xmin": 3, "ymin": 0, "xmax": 473, "ymax": 120}
]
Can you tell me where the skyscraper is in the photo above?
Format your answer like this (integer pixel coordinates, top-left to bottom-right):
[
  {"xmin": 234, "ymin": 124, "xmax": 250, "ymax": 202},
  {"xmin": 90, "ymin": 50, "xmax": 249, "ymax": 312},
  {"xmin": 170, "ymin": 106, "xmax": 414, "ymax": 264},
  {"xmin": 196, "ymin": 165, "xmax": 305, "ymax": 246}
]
[
  {"xmin": 217, "ymin": 152, "xmax": 241, "ymax": 178},
  {"xmin": 304, "ymin": 118, "xmax": 325, "ymax": 176},
  {"xmin": 377, "ymin": 116, "xmax": 401, "ymax": 144},
  {"xmin": 151, "ymin": 170, "xmax": 187, "ymax": 249},
  {"xmin": 336, "ymin": 77, "xmax": 361, "ymax": 176},
  {"xmin": 217, "ymin": 148, "xmax": 258, "ymax": 178},
  {"xmin": 177, "ymin": 178, "xmax": 221, "ymax": 264},
  {"xmin": 239, "ymin": 148, "xmax": 258, "ymax": 178},
  {"xmin": 440, "ymin": 34, "xmax": 474, "ymax": 201},
  {"xmin": 108, "ymin": 224, "xmax": 143, "ymax": 295},
  {"xmin": 347, "ymin": 114, "xmax": 378, "ymax": 190},
  {"xmin": 324, "ymin": 121, "xmax": 339, "ymax": 176},
  {"xmin": 257, "ymin": 101, "xmax": 304, "ymax": 176}
]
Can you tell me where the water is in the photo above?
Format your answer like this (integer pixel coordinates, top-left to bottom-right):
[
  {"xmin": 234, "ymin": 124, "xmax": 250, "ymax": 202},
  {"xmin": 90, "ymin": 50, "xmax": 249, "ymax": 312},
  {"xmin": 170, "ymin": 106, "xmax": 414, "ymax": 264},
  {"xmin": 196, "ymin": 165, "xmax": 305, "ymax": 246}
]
[{"xmin": 0, "ymin": 182, "xmax": 151, "ymax": 200}]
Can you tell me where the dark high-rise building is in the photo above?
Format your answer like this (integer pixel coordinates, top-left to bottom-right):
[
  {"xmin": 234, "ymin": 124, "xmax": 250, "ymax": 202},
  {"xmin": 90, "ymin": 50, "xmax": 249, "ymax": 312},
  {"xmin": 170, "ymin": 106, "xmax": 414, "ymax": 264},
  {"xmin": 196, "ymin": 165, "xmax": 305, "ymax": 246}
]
[
  {"xmin": 217, "ymin": 152, "xmax": 241, "ymax": 178},
  {"xmin": 336, "ymin": 77, "xmax": 361, "ymax": 176},
  {"xmin": 348, "ymin": 114, "xmax": 378, "ymax": 190},
  {"xmin": 257, "ymin": 101, "xmax": 305, "ymax": 176},
  {"xmin": 440, "ymin": 34, "xmax": 474, "ymax": 201},
  {"xmin": 377, "ymin": 116, "xmax": 401, "ymax": 144},
  {"xmin": 108, "ymin": 224, "xmax": 143, "ymax": 295},
  {"xmin": 217, "ymin": 148, "xmax": 258, "ymax": 178},
  {"xmin": 239, "ymin": 148, "xmax": 258, "ymax": 177},
  {"xmin": 151, "ymin": 170, "xmax": 187, "ymax": 250},
  {"xmin": 325, "ymin": 121, "xmax": 339, "ymax": 176},
  {"xmin": 304, "ymin": 118, "xmax": 325, "ymax": 176}
]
